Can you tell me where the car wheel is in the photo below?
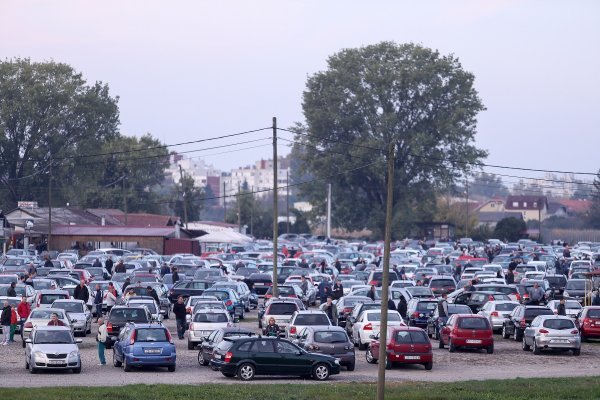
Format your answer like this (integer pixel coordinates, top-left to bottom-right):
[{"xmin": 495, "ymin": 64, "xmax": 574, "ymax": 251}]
[
  {"xmin": 168, "ymin": 365, "xmax": 176, "ymax": 372},
  {"xmin": 449, "ymin": 339, "xmax": 456, "ymax": 353},
  {"xmin": 424, "ymin": 362, "xmax": 433, "ymax": 371},
  {"xmin": 385, "ymin": 358, "xmax": 392, "ymax": 370},
  {"xmin": 365, "ymin": 348, "xmax": 377, "ymax": 364},
  {"xmin": 222, "ymin": 372, "xmax": 235, "ymax": 378},
  {"xmin": 237, "ymin": 363, "xmax": 255, "ymax": 381},
  {"xmin": 532, "ymin": 339, "xmax": 540, "ymax": 355},
  {"xmin": 522, "ymin": 337, "xmax": 530, "ymax": 351},
  {"xmin": 502, "ymin": 325, "xmax": 510, "ymax": 339},
  {"xmin": 72, "ymin": 366, "xmax": 81, "ymax": 374},
  {"xmin": 514, "ymin": 329, "xmax": 523, "ymax": 342},
  {"xmin": 346, "ymin": 362, "xmax": 355, "ymax": 371},
  {"xmin": 358, "ymin": 338, "xmax": 367, "ymax": 351},
  {"xmin": 29, "ymin": 365, "xmax": 37, "ymax": 374},
  {"xmin": 434, "ymin": 328, "xmax": 439, "ymax": 341},
  {"xmin": 486, "ymin": 345, "xmax": 494, "ymax": 354},
  {"xmin": 22, "ymin": 340, "xmax": 26, "ymax": 349},
  {"xmin": 312, "ymin": 363, "xmax": 331, "ymax": 381},
  {"xmin": 123, "ymin": 357, "xmax": 132, "ymax": 372},
  {"xmin": 239, "ymin": 308, "xmax": 245, "ymax": 320},
  {"xmin": 113, "ymin": 351, "xmax": 122, "ymax": 367},
  {"xmin": 573, "ymin": 348, "xmax": 581, "ymax": 356},
  {"xmin": 187, "ymin": 341, "xmax": 194, "ymax": 350},
  {"xmin": 198, "ymin": 352, "xmax": 209, "ymax": 366},
  {"xmin": 25, "ymin": 359, "xmax": 29, "ymax": 370}
]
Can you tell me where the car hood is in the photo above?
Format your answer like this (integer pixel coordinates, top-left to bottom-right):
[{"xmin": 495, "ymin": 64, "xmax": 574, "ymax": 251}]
[
  {"xmin": 66, "ymin": 312, "xmax": 87, "ymax": 321},
  {"xmin": 31, "ymin": 343, "xmax": 78, "ymax": 353}
]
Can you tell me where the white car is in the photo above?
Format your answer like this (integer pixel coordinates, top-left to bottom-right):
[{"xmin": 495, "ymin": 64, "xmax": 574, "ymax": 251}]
[
  {"xmin": 390, "ymin": 280, "xmax": 416, "ymax": 289},
  {"xmin": 522, "ymin": 271, "xmax": 545, "ymax": 282},
  {"xmin": 125, "ymin": 298, "xmax": 162, "ymax": 321},
  {"xmin": 351, "ymin": 310, "xmax": 403, "ymax": 350},
  {"xmin": 477, "ymin": 300, "xmax": 520, "ymax": 331},
  {"xmin": 187, "ymin": 309, "xmax": 233, "ymax": 350},
  {"xmin": 286, "ymin": 310, "xmax": 332, "ymax": 338},
  {"xmin": 546, "ymin": 300, "xmax": 582, "ymax": 319},
  {"xmin": 50, "ymin": 299, "xmax": 92, "ymax": 336}
]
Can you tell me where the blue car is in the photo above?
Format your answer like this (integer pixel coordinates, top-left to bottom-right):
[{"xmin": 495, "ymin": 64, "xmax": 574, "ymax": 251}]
[
  {"xmin": 202, "ymin": 288, "xmax": 245, "ymax": 319},
  {"xmin": 406, "ymin": 299, "xmax": 438, "ymax": 329},
  {"xmin": 111, "ymin": 322, "xmax": 176, "ymax": 372}
]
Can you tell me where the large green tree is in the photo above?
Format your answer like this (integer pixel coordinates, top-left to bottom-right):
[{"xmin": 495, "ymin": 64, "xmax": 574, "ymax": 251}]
[
  {"xmin": 587, "ymin": 170, "xmax": 600, "ymax": 229},
  {"xmin": 294, "ymin": 42, "xmax": 487, "ymax": 237},
  {"xmin": 0, "ymin": 58, "xmax": 120, "ymax": 208},
  {"xmin": 494, "ymin": 217, "xmax": 527, "ymax": 242},
  {"xmin": 470, "ymin": 172, "xmax": 509, "ymax": 198}
]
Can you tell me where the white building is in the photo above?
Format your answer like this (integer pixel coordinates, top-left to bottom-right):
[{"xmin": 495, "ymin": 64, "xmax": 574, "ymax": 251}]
[
  {"xmin": 164, "ymin": 154, "xmax": 221, "ymax": 188},
  {"xmin": 221, "ymin": 158, "xmax": 290, "ymax": 203}
]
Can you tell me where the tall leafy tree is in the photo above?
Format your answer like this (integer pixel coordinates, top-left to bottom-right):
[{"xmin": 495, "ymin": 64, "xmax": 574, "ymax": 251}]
[
  {"xmin": 587, "ymin": 170, "xmax": 600, "ymax": 228},
  {"xmin": 470, "ymin": 172, "xmax": 509, "ymax": 198},
  {"xmin": 295, "ymin": 42, "xmax": 487, "ymax": 236},
  {"xmin": 0, "ymin": 58, "xmax": 120, "ymax": 208}
]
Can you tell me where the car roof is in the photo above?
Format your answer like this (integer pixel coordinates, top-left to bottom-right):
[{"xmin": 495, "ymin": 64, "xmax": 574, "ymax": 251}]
[
  {"xmin": 535, "ymin": 315, "xmax": 574, "ymax": 320},
  {"xmin": 125, "ymin": 322, "xmax": 168, "ymax": 329},
  {"xmin": 294, "ymin": 310, "xmax": 326, "ymax": 314},
  {"xmin": 32, "ymin": 325, "xmax": 71, "ymax": 331}
]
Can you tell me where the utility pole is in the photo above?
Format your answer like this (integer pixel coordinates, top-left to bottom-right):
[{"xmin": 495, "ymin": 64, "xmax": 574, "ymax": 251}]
[
  {"xmin": 465, "ymin": 175, "xmax": 469, "ymax": 238},
  {"xmin": 539, "ymin": 197, "xmax": 542, "ymax": 242},
  {"xmin": 179, "ymin": 164, "xmax": 189, "ymax": 229},
  {"xmin": 237, "ymin": 181, "xmax": 241, "ymax": 233},
  {"xmin": 47, "ymin": 157, "xmax": 52, "ymax": 252},
  {"xmin": 123, "ymin": 176, "xmax": 128, "ymax": 225},
  {"xmin": 272, "ymin": 117, "xmax": 279, "ymax": 297},
  {"xmin": 250, "ymin": 186, "xmax": 254, "ymax": 236},
  {"xmin": 223, "ymin": 181, "xmax": 227, "ymax": 222},
  {"xmin": 326, "ymin": 183, "xmax": 332, "ymax": 239},
  {"xmin": 286, "ymin": 170, "xmax": 290, "ymax": 234},
  {"xmin": 376, "ymin": 143, "xmax": 395, "ymax": 400}
]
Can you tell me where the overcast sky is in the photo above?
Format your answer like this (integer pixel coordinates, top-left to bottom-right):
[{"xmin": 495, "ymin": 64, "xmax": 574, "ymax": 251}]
[{"xmin": 1, "ymin": 0, "xmax": 598, "ymax": 184}]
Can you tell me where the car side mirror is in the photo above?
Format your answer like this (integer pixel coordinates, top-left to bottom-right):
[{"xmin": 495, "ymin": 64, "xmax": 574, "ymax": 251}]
[{"xmin": 75, "ymin": 338, "xmax": 83, "ymax": 344}]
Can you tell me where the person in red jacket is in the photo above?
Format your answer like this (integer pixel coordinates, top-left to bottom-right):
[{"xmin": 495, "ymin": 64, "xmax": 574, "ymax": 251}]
[
  {"xmin": 9, "ymin": 304, "xmax": 18, "ymax": 342},
  {"xmin": 17, "ymin": 297, "xmax": 31, "ymax": 343}
]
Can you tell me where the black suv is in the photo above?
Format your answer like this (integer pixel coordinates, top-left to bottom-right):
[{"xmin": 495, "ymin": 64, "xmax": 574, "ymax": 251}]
[
  {"xmin": 452, "ymin": 291, "xmax": 511, "ymax": 313},
  {"xmin": 105, "ymin": 306, "xmax": 152, "ymax": 349},
  {"xmin": 210, "ymin": 336, "xmax": 340, "ymax": 381},
  {"xmin": 167, "ymin": 280, "xmax": 212, "ymax": 303},
  {"xmin": 502, "ymin": 305, "xmax": 553, "ymax": 341}
]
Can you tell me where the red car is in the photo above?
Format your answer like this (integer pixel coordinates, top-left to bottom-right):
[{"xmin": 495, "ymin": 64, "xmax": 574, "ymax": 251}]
[
  {"xmin": 439, "ymin": 314, "xmax": 494, "ymax": 353},
  {"xmin": 365, "ymin": 326, "xmax": 433, "ymax": 370},
  {"xmin": 71, "ymin": 269, "xmax": 93, "ymax": 284},
  {"xmin": 576, "ymin": 306, "xmax": 600, "ymax": 341}
]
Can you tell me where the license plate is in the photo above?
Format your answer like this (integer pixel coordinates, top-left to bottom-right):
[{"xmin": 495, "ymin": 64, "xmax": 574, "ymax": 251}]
[
  {"xmin": 404, "ymin": 355, "xmax": 420, "ymax": 360},
  {"xmin": 144, "ymin": 348, "xmax": 161, "ymax": 354},
  {"xmin": 551, "ymin": 339, "xmax": 569, "ymax": 344},
  {"xmin": 214, "ymin": 354, "xmax": 222, "ymax": 360},
  {"xmin": 466, "ymin": 339, "xmax": 481, "ymax": 344},
  {"xmin": 47, "ymin": 360, "xmax": 64, "ymax": 365}
]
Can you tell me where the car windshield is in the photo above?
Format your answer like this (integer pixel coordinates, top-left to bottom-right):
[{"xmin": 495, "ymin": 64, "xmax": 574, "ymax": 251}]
[
  {"xmin": 130, "ymin": 302, "xmax": 157, "ymax": 313},
  {"xmin": 34, "ymin": 330, "xmax": 73, "ymax": 344},
  {"xmin": 33, "ymin": 281, "xmax": 55, "ymax": 290},
  {"xmin": 406, "ymin": 287, "xmax": 433, "ymax": 296},
  {"xmin": 416, "ymin": 302, "xmax": 437, "ymax": 312},
  {"xmin": 314, "ymin": 331, "xmax": 348, "ymax": 343},
  {"xmin": 54, "ymin": 302, "xmax": 84, "ymax": 313},
  {"xmin": 448, "ymin": 304, "xmax": 471, "ymax": 314},
  {"xmin": 194, "ymin": 313, "xmax": 229, "ymax": 323},
  {"xmin": 0, "ymin": 286, "xmax": 27, "ymax": 296},
  {"xmin": 109, "ymin": 309, "xmax": 148, "ymax": 322},
  {"xmin": 543, "ymin": 319, "xmax": 575, "ymax": 330},
  {"xmin": 203, "ymin": 291, "xmax": 229, "ymax": 300},
  {"xmin": 563, "ymin": 301, "xmax": 582, "ymax": 310},
  {"xmin": 458, "ymin": 318, "xmax": 489, "ymax": 330},
  {"xmin": 194, "ymin": 302, "xmax": 224, "ymax": 311},
  {"xmin": 566, "ymin": 281, "xmax": 591, "ymax": 290},
  {"xmin": 495, "ymin": 303, "xmax": 518, "ymax": 312},
  {"xmin": 30, "ymin": 310, "xmax": 65, "ymax": 319},
  {"xmin": 367, "ymin": 312, "xmax": 401, "ymax": 322},
  {"xmin": 195, "ymin": 270, "xmax": 220, "ymax": 279},
  {"xmin": 546, "ymin": 277, "xmax": 567, "ymax": 286},
  {"xmin": 41, "ymin": 294, "xmax": 67, "ymax": 304},
  {"xmin": 524, "ymin": 308, "xmax": 554, "ymax": 318},
  {"xmin": 373, "ymin": 272, "xmax": 399, "ymax": 281},
  {"xmin": 588, "ymin": 309, "xmax": 600, "ymax": 318},
  {"xmin": 294, "ymin": 314, "xmax": 330, "ymax": 325},
  {"xmin": 430, "ymin": 279, "xmax": 455, "ymax": 287},
  {"xmin": 344, "ymin": 298, "xmax": 370, "ymax": 307},
  {"xmin": 268, "ymin": 303, "xmax": 298, "ymax": 315},
  {"xmin": 136, "ymin": 328, "xmax": 168, "ymax": 342}
]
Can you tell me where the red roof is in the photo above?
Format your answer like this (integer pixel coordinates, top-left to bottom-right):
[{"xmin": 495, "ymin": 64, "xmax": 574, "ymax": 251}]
[
  {"xmin": 51, "ymin": 225, "xmax": 180, "ymax": 237},
  {"xmin": 555, "ymin": 199, "xmax": 592, "ymax": 214}
]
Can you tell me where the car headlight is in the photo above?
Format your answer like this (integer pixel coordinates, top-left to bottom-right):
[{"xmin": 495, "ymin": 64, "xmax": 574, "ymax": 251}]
[
  {"xmin": 33, "ymin": 351, "xmax": 46, "ymax": 360},
  {"xmin": 334, "ymin": 358, "xmax": 340, "ymax": 365},
  {"xmin": 563, "ymin": 291, "xmax": 569, "ymax": 297},
  {"xmin": 68, "ymin": 351, "xmax": 79, "ymax": 361}
]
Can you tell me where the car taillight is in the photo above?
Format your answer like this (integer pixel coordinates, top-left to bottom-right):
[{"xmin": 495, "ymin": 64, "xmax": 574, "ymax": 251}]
[
  {"xmin": 289, "ymin": 294, "xmax": 297, "ymax": 298},
  {"xmin": 489, "ymin": 295, "xmax": 494, "ymax": 301},
  {"xmin": 189, "ymin": 323, "xmax": 195, "ymax": 331},
  {"xmin": 266, "ymin": 283, "xmax": 272, "ymax": 286},
  {"xmin": 186, "ymin": 307, "xmax": 191, "ymax": 314},
  {"xmin": 165, "ymin": 329, "xmax": 173, "ymax": 344},
  {"xmin": 412, "ymin": 312, "xmax": 420, "ymax": 318},
  {"xmin": 539, "ymin": 329, "xmax": 549, "ymax": 334},
  {"xmin": 129, "ymin": 330, "xmax": 136, "ymax": 345},
  {"xmin": 24, "ymin": 322, "xmax": 33, "ymax": 329},
  {"xmin": 583, "ymin": 318, "xmax": 592, "ymax": 327},
  {"xmin": 226, "ymin": 300, "xmax": 233, "ymax": 306},
  {"xmin": 515, "ymin": 293, "xmax": 521, "ymax": 301},
  {"xmin": 363, "ymin": 323, "xmax": 372, "ymax": 330},
  {"xmin": 570, "ymin": 329, "xmax": 579, "ymax": 335},
  {"xmin": 520, "ymin": 319, "xmax": 526, "ymax": 328},
  {"xmin": 224, "ymin": 351, "xmax": 233, "ymax": 363},
  {"xmin": 289, "ymin": 326, "xmax": 297, "ymax": 334},
  {"xmin": 369, "ymin": 281, "xmax": 377, "ymax": 285},
  {"xmin": 107, "ymin": 323, "xmax": 113, "ymax": 333},
  {"xmin": 491, "ymin": 312, "xmax": 499, "ymax": 317}
]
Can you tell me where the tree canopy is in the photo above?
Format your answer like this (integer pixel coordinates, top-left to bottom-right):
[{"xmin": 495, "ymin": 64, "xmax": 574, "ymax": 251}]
[
  {"xmin": 293, "ymin": 42, "xmax": 487, "ymax": 237},
  {"xmin": 494, "ymin": 217, "xmax": 526, "ymax": 242}
]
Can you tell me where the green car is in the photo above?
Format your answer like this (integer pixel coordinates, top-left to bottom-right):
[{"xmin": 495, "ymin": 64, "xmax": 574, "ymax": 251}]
[{"xmin": 210, "ymin": 336, "xmax": 341, "ymax": 381}]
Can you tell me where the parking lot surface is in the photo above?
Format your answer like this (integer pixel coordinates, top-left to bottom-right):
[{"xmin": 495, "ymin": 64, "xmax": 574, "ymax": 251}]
[{"xmin": 1, "ymin": 308, "xmax": 599, "ymax": 387}]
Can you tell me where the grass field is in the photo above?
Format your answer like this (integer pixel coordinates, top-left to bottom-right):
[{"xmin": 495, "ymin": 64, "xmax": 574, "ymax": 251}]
[{"xmin": 6, "ymin": 377, "xmax": 600, "ymax": 400}]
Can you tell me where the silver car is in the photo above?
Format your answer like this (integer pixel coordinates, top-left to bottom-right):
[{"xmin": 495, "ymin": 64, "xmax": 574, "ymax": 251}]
[
  {"xmin": 25, "ymin": 326, "xmax": 82, "ymax": 373},
  {"xmin": 478, "ymin": 301, "xmax": 520, "ymax": 331},
  {"xmin": 51, "ymin": 299, "xmax": 92, "ymax": 336},
  {"xmin": 546, "ymin": 300, "xmax": 582, "ymax": 319},
  {"xmin": 22, "ymin": 308, "xmax": 72, "ymax": 346},
  {"xmin": 522, "ymin": 315, "xmax": 581, "ymax": 355}
]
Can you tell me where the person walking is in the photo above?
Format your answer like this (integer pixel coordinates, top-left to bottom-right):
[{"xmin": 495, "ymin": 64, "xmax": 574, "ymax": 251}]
[
  {"xmin": 1, "ymin": 301, "xmax": 11, "ymax": 345},
  {"xmin": 103, "ymin": 283, "xmax": 117, "ymax": 314},
  {"xmin": 397, "ymin": 295, "xmax": 408, "ymax": 319},
  {"xmin": 556, "ymin": 299, "xmax": 567, "ymax": 316},
  {"xmin": 9, "ymin": 304, "xmax": 18, "ymax": 343},
  {"xmin": 367, "ymin": 285, "xmax": 377, "ymax": 301},
  {"xmin": 97, "ymin": 318, "xmax": 107, "ymax": 365},
  {"xmin": 171, "ymin": 267, "xmax": 180, "ymax": 284},
  {"xmin": 17, "ymin": 296, "xmax": 31, "ymax": 342},
  {"xmin": 7, "ymin": 282, "xmax": 17, "ymax": 298},
  {"xmin": 105, "ymin": 256, "xmax": 114, "ymax": 275},
  {"xmin": 92, "ymin": 258, "xmax": 102, "ymax": 269},
  {"xmin": 321, "ymin": 296, "xmax": 338, "ymax": 326},
  {"xmin": 93, "ymin": 284, "xmax": 103, "ymax": 321},
  {"xmin": 173, "ymin": 296, "xmax": 187, "ymax": 340},
  {"xmin": 317, "ymin": 279, "xmax": 331, "ymax": 304},
  {"xmin": 114, "ymin": 260, "xmax": 126, "ymax": 273},
  {"xmin": 146, "ymin": 286, "xmax": 160, "ymax": 304},
  {"xmin": 332, "ymin": 279, "xmax": 344, "ymax": 300},
  {"xmin": 74, "ymin": 279, "xmax": 89, "ymax": 303}
]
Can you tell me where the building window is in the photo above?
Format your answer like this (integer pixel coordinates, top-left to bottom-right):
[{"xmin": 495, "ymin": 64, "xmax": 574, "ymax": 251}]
[
  {"xmin": 512, "ymin": 202, "xmax": 519, "ymax": 207},
  {"xmin": 490, "ymin": 203, "xmax": 495, "ymax": 208},
  {"xmin": 533, "ymin": 202, "xmax": 537, "ymax": 208}
]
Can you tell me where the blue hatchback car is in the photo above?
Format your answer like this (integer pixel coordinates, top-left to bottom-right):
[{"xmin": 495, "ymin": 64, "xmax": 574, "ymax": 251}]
[
  {"xmin": 203, "ymin": 288, "xmax": 245, "ymax": 319},
  {"xmin": 111, "ymin": 322, "xmax": 176, "ymax": 372}
]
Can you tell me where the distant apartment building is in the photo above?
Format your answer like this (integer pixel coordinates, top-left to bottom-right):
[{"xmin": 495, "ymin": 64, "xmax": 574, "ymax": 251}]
[
  {"xmin": 221, "ymin": 158, "xmax": 290, "ymax": 204},
  {"xmin": 164, "ymin": 154, "xmax": 221, "ymax": 188}
]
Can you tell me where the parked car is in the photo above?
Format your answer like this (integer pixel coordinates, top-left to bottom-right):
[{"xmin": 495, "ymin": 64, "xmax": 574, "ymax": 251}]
[
  {"xmin": 248, "ymin": 273, "xmax": 273, "ymax": 297},
  {"xmin": 168, "ymin": 280, "xmax": 212, "ymax": 303},
  {"xmin": 546, "ymin": 299, "xmax": 582, "ymax": 318},
  {"xmin": 187, "ymin": 309, "xmax": 234, "ymax": 350},
  {"xmin": 198, "ymin": 327, "xmax": 256, "ymax": 366},
  {"xmin": 124, "ymin": 297, "xmax": 162, "ymax": 321},
  {"xmin": 427, "ymin": 303, "xmax": 472, "ymax": 340},
  {"xmin": 50, "ymin": 299, "xmax": 92, "ymax": 336},
  {"xmin": 522, "ymin": 315, "xmax": 581, "ymax": 355},
  {"xmin": 259, "ymin": 299, "xmax": 301, "ymax": 334},
  {"xmin": 22, "ymin": 308, "xmax": 71, "ymax": 347},
  {"xmin": 294, "ymin": 325, "xmax": 355, "ymax": 371},
  {"xmin": 575, "ymin": 306, "xmax": 600, "ymax": 341},
  {"xmin": 286, "ymin": 310, "xmax": 332, "ymax": 338},
  {"xmin": 427, "ymin": 276, "xmax": 456, "ymax": 297},
  {"xmin": 210, "ymin": 337, "xmax": 340, "ymax": 381},
  {"xmin": 563, "ymin": 279, "xmax": 593, "ymax": 304},
  {"xmin": 406, "ymin": 299, "xmax": 438, "ymax": 329},
  {"xmin": 477, "ymin": 300, "xmax": 520, "ymax": 331},
  {"xmin": 111, "ymin": 322, "xmax": 176, "ymax": 372},
  {"xmin": 333, "ymin": 295, "xmax": 372, "ymax": 327},
  {"xmin": 202, "ymin": 288, "xmax": 245, "ymax": 319},
  {"xmin": 211, "ymin": 281, "xmax": 252, "ymax": 311},
  {"xmin": 439, "ymin": 314, "xmax": 494, "ymax": 353},
  {"xmin": 125, "ymin": 283, "xmax": 171, "ymax": 319},
  {"xmin": 352, "ymin": 310, "xmax": 404, "ymax": 350},
  {"xmin": 104, "ymin": 306, "xmax": 152, "ymax": 349},
  {"xmin": 502, "ymin": 305, "xmax": 554, "ymax": 341},
  {"xmin": 25, "ymin": 326, "xmax": 82, "ymax": 374},
  {"xmin": 366, "ymin": 326, "xmax": 433, "ymax": 370},
  {"xmin": 345, "ymin": 301, "xmax": 380, "ymax": 336}
]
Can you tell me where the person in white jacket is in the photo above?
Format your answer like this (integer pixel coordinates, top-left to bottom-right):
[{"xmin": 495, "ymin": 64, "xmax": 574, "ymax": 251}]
[
  {"xmin": 97, "ymin": 318, "xmax": 107, "ymax": 365},
  {"xmin": 103, "ymin": 284, "xmax": 117, "ymax": 313}
]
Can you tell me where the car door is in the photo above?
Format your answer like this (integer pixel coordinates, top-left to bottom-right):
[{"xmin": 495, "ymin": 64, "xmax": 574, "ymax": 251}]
[
  {"xmin": 441, "ymin": 315, "xmax": 455, "ymax": 345},
  {"xmin": 249, "ymin": 339, "xmax": 278, "ymax": 374},
  {"xmin": 114, "ymin": 326, "xmax": 130, "ymax": 361},
  {"xmin": 507, "ymin": 307, "xmax": 521, "ymax": 335},
  {"xmin": 275, "ymin": 339, "xmax": 312, "ymax": 374},
  {"xmin": 523, "ymin": 316, "xmax": 540, "ymax": 346}
]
